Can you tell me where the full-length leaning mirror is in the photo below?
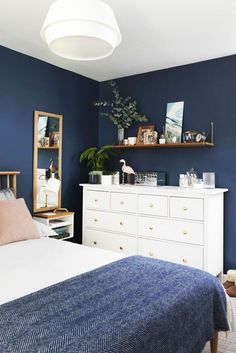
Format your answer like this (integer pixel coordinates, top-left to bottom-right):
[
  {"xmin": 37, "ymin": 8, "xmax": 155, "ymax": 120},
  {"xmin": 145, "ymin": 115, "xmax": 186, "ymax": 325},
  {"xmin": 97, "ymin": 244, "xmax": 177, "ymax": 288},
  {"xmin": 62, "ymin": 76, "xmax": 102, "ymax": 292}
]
[{"xmin": 33, "ymin": 110, "xmax": 63, "ymax": 213}]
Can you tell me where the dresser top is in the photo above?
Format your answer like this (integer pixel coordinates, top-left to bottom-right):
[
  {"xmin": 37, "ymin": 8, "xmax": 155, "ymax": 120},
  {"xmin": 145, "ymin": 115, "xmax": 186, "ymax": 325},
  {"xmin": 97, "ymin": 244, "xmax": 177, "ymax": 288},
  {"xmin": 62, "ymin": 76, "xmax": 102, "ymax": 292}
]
[{"xmin": 80, "ymin": 184, "xmax": 228, "ymax": 196}]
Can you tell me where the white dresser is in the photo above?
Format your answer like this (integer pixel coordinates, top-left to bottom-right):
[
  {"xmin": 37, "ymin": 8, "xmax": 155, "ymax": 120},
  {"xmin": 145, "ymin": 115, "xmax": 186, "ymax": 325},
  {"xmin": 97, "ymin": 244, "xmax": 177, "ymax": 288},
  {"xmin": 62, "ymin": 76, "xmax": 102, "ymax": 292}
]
[{"xmin": 80, "ymin": 184, "xmax": 228, "ymax": 277}]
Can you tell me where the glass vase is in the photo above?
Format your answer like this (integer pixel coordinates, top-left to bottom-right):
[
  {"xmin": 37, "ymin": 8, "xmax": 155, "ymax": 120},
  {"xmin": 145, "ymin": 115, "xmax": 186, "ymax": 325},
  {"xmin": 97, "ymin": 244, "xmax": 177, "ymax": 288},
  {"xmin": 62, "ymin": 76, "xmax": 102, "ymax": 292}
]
[{"xmin": 117, "ymin": 128, "xmax": 124, "ymax": 145}]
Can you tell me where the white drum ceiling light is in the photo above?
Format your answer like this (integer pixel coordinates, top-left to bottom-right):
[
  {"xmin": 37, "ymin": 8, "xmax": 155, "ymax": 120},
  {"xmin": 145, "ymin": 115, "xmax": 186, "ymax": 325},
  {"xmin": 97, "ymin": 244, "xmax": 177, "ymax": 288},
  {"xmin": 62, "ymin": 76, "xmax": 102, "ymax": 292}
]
[{"xmin": 41, "ymin": 0, "xmax": 122, "ymax": 61}]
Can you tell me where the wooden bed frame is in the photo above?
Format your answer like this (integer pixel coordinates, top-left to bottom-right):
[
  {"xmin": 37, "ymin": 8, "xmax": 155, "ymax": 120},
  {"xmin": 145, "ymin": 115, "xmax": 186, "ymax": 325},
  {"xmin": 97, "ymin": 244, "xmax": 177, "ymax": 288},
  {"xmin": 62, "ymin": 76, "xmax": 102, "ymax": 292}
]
[
  {"xmin": 0, "ymin": 171, "xmax": 20, "ymax": 196},
  {"xmin": 0, "ymin": 170, "xmax": 219, "ymax": 353}
]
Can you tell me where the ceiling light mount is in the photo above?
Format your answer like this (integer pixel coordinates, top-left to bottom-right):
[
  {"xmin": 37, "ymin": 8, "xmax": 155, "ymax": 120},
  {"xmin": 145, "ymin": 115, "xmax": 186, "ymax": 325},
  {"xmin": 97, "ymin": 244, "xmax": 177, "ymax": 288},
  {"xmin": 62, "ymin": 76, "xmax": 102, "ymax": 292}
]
[{"xmin": 41, "ymin": 0, "xmax": 122, "ymax": 61}]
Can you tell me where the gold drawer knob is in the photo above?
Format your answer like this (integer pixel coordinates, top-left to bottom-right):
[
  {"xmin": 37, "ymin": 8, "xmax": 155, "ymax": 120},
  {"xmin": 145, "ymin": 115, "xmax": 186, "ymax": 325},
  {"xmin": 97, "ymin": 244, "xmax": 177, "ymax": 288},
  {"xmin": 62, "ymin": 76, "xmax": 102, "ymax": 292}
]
[
  {"xmin": 119, "ymin": 246, "xmax": 123, "ymax": 251},
  {"xmin": 120, "ymin": 221, "xmax": 124, "ymax": 226},
  {"xmin": 149, "ymin": 252, "xmax": 154, "ymax": 257},
  {"xmin": 182, "ymin": 230, "xmax": 188, "ymax": 235},
  {"xmin": 183, "ymin": 206, "xmax": 188, "ymax": 211},
  {"xmin": 93, "ymin": 241, "xmax": 97, "ymax": 245},
  {"xmin": 94, "ymin": 218, "xmax": 98, "ymax": 222},
  {"xmin": 149, "ymin": 203, "xmax": 154, "ymax": 208},
  {"xmin": 94, "ymin": 199, "xmax": 98, "ymax": 202},
  {"xmin": 182, "ymin": 258, "xmax": 188, "ymax": 263},
  {"xmin": 120, "ymin": 201, "xmax": 124, "ymax": 205},
  {"xmin": 149, "ymin": 226, "xmax": 154, "ymax": 231}
]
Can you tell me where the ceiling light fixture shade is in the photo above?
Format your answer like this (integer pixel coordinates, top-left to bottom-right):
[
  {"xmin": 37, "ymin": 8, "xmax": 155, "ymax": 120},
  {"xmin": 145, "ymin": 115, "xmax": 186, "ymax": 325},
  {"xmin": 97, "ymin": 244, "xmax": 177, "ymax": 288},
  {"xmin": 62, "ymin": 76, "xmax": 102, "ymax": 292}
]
[{"xmin": 41, "ymin": 0, "xmax": 122, "ymax": 61}]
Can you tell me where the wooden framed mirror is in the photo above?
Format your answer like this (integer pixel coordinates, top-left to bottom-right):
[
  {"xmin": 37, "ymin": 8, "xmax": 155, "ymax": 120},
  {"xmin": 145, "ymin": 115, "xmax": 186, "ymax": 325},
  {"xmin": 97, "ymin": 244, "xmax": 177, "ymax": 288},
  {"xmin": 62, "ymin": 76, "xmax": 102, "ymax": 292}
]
[{"xmin": 33, "ymin": 111, "xmax": 63, "ymax": 213}]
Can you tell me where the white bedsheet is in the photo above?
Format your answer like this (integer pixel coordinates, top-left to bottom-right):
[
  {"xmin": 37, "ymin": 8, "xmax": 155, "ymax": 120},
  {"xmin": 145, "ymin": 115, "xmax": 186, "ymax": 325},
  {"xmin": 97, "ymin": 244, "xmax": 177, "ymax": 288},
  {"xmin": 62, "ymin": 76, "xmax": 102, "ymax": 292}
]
[{"xmin": 0, "ymin": 238, "xmax": 125, "ymax": 305}]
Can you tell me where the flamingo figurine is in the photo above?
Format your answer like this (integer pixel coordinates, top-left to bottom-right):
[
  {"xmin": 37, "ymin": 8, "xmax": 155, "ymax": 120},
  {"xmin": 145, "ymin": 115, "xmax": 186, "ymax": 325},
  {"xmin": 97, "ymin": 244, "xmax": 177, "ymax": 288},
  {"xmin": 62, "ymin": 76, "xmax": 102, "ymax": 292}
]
[{"xmin": 120, "ymin": 159, "xmax": 135, "ymax": 184}]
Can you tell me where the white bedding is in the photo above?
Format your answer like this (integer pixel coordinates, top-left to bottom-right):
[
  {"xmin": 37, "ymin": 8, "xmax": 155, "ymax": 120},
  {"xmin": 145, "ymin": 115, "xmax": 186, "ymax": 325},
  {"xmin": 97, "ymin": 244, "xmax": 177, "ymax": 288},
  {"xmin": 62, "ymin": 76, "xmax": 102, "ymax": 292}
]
[
  {"xmin": 0, "ymin": 238, "xmax": 125, "ymax": 305},
  {"xmin": 1, "ymin": 237, "xmax": 235, "ymax": 331}
]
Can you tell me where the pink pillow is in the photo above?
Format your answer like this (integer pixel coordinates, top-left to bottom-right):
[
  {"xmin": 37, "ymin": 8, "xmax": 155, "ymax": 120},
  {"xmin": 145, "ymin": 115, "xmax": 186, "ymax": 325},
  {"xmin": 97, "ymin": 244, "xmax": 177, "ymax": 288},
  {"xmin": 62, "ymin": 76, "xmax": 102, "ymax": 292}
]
[{"xmin": 0, "ymin": 198, "xmax": 40, "ymax": 245}]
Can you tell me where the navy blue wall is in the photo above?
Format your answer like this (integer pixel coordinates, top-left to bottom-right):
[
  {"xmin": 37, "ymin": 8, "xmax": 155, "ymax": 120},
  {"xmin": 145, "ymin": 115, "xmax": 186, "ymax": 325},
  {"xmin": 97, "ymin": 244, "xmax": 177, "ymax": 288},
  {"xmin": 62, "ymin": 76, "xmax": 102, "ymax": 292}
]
[
  {"xmin": 0, "ymin": 45, "xmax": 99, "ymax": 239},
  {"xmin": 99, "ymin": 56, "xmax": 236, "ymax": 271},
  {"xmin": 1, "ymin": 43, "xmax": 235, "ymax": 270}
]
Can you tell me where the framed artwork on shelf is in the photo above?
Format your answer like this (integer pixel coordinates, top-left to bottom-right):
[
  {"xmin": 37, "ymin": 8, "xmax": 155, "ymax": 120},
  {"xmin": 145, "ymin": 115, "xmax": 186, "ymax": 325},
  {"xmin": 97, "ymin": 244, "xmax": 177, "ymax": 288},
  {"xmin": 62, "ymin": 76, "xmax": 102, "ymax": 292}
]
[
  {"xmin": 51, "ymin": 131, "xmax": 60, "ymax": 147},
  {"xmin": 137, "ymin": 125, "xmax": 155, "ymax": 144},
  {"xmin": 143, "ymin": 131, "xmax": 158, "ymax": 144},
  {"xmin": 165, "ymin": 101, "xmax": 184, "ymax": 143}
]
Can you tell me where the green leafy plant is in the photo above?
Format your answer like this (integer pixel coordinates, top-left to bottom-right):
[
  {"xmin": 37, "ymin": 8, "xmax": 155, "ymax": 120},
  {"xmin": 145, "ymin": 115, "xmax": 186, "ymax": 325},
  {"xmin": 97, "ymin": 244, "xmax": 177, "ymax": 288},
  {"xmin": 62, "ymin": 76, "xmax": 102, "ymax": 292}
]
[
  {"xmin": 94, "ymin": 80, "xmax": 148, "ymax": 129},
  {"xmin": 102, "ymin": 170, "xmax": 116, "ymax": 176},
  {"xmin": 80, "ymin": 145, "xmax": 115, "ymax": 172}
]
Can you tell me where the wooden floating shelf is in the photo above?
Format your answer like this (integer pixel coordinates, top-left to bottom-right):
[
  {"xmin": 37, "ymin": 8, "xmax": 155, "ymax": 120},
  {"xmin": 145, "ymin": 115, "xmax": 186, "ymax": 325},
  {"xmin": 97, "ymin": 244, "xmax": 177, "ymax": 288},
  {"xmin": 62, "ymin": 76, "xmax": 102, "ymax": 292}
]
[{"xmin": 112, "ymin": 142, "xmax": 214, "ymax": 149}]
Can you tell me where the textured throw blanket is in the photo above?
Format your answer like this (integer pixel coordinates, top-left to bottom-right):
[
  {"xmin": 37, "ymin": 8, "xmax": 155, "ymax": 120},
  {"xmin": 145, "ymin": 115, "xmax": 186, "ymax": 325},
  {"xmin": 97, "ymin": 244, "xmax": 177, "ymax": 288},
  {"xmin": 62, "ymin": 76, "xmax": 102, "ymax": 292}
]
[{"xmin": 0, "ymin": 256, "xmax": 228, "ymax": 353}]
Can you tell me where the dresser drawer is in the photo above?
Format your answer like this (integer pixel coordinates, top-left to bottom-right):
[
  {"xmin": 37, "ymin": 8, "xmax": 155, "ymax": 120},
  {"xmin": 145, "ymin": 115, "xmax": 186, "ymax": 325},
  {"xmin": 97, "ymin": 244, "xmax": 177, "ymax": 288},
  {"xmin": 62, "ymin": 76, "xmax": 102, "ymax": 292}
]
[
  {"xmin": 86, "ymin": 210, "xmax": 137, "ymax": 235},
  {"xmin": 111, "ymin": 192, "xmax": 137, "ymax": 213},
  {"xmin": 170, "ymin": 197, "xmax": 204, "ymax": 221},
  {"xmin": 138, "ymin": 195, "xmax": 168, "ymax": 217},
  {"xmin": 138, "ymin": 238, "xmax": 203, "ymax": 270},
  {"xmin": 84, "ymin": 229, "xmax": 136, "ymax": 255},
  {"xmin": 138, "ymin": 217, "xmax": 204, "ymax": 245},
  {"xmin": 86, "ymin": 190, "xmax": 110, "ymax": 210}
]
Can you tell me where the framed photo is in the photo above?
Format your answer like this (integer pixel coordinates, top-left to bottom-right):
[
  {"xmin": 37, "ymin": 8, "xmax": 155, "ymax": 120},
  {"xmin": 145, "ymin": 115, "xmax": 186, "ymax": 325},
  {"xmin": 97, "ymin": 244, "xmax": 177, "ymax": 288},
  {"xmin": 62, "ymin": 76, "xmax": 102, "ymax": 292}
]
[
  {"xmin": 51, "ymin": 131, "xmax": 60, "ymax": 147},
  {"xmin": 143, "ymin": 131, "xmax": 158, "ymax": 145},
  {"xmin": 165, "ymin": 101, "xmax": 184, "ymax": 143},
  {"xmin": 137, "ymin": 125, "xmax": 155, "ymax": 144}
]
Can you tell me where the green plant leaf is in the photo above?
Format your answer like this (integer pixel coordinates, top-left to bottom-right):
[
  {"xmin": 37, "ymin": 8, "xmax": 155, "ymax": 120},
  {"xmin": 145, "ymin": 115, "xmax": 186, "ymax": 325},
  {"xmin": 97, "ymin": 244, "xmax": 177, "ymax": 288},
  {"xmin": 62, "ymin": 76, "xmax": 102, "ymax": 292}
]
[{"xmin": 94, "ymin": 80, "xmax": 149, "ymax": 129}]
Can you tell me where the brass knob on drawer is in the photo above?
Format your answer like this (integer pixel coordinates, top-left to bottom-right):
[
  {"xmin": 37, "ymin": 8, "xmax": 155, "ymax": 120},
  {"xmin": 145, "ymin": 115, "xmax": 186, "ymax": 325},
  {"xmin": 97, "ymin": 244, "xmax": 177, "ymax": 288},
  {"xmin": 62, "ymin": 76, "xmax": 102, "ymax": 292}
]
[
  {"xmin": 94, "ymin": 241, "xmax": 97, "ymax": 245},
  {"xmin": 182, "ymin": 230, "xmax": 188, "ymax": 235},
  {"xmin": 120, "ymin": 201, "xmax": 124, "ymax": 205},
  {"xmin": 182, "ymin": 258, "xmax": 188, "ymax": 263},
  {"xmin": 149, "ymin": 226, "xmax": 154, "ymax": 231},
  {"xmin": 119, "ymin": 221, "xmax": 124, "ymax": 226},
  {"xmin": 119, "ymin": 246, "xmax": 124, "ymax": 251},
  {"xmin": 183, "ymin": 206, "xmax": 188, "ymax": 211},
  {"xmin": 94, "ymin": 218, "xmax": 98, "ymax": 222},
  {"xmin": 149, "ymin": 203, "xmax": 154, "ymax": 208},
  {"xmin": 149, "ymin": 252, "xmax": 154, "ymax": 257}
]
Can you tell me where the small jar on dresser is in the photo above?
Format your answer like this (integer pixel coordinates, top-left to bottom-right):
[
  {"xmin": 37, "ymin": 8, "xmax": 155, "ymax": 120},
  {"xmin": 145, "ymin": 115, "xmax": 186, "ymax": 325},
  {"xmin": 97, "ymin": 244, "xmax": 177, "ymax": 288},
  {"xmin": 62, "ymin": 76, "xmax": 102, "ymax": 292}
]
[{"xmin": 80, "ymin": 184, "xmax": 228, "ymax": 278}]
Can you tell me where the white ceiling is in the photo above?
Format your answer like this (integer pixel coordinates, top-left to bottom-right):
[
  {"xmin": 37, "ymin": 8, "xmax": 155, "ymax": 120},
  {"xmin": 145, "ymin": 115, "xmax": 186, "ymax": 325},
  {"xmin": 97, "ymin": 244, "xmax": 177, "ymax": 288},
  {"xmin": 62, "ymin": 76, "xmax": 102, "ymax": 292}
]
[{"xmin": 0, "ymin": 0, "xmax": 236, "ymax": 82}]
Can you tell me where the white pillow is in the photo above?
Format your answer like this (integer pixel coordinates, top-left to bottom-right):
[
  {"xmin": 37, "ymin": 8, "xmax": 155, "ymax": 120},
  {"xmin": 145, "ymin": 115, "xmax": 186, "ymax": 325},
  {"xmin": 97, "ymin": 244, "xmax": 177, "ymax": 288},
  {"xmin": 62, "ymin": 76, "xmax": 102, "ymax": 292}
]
[
  {"xmin": 33, "ymin": 220, "xmax": 58, "ymax": 238},
  {"xmin": 0, "ymin": 188, "xmax": 16, "ymax": 200}
]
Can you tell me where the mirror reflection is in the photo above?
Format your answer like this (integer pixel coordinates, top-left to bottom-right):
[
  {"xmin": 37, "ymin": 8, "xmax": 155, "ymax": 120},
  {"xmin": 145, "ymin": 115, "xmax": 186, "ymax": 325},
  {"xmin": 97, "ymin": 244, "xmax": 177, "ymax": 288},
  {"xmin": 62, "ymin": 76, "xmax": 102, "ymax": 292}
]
[{"xmin": 33, "ymin": 111, "xmax": 63, "ymax": 213}]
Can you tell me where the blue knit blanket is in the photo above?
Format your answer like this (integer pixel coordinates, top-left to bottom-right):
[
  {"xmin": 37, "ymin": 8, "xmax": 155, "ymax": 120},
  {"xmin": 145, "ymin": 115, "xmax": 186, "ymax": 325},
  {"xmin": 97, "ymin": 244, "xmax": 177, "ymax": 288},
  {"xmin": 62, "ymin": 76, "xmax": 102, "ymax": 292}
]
[{"xmin": 0, "ymin": 256, "xmax": 228, "ymax": 353}]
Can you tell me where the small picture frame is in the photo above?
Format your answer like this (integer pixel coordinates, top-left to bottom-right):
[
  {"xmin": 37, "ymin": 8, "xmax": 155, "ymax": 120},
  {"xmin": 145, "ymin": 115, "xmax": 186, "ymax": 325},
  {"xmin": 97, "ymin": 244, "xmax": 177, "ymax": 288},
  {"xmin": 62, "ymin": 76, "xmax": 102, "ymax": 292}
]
[
  {"xmin": 143, "ymin": 131, "xmax": 158, "ymax": 145},
  {"xmin": 51, "ymin": 131, "xmax": 60, "ymax": 147},
  {"xmin": 137, "ymin": 125, "xmax": 155, "ymax": 144}
]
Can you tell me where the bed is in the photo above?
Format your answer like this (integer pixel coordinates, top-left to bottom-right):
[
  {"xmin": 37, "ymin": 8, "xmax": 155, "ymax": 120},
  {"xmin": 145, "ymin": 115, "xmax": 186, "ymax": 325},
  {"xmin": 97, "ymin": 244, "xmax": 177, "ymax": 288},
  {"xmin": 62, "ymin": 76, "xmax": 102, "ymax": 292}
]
[
  {"xmin": 0, "ymin": 170, "xmax": 20, "ymax": 196},
  {"xmin": 0, "ymin": 171, "xmax": 232, "ymax": 353}
]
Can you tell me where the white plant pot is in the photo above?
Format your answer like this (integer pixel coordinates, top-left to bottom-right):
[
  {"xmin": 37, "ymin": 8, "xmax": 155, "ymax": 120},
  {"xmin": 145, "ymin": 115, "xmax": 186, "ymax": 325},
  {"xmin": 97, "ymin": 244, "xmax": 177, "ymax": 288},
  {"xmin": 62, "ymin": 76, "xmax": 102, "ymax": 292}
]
[{"xmin": 101, "ymin": 175, "xmax": 113, "ymax": 186}]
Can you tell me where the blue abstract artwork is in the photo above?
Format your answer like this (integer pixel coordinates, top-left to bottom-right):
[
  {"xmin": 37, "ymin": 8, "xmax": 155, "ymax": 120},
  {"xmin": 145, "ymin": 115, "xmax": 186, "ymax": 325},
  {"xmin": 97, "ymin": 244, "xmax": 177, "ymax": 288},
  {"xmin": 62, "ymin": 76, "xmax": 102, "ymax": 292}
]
[
  {"xmin": 38, "ymin": 116, "xmax": 48, "ymax": 144},
  {"xmin": 165, "ymin": 101, "xmax": 184, "ymax": 143}
]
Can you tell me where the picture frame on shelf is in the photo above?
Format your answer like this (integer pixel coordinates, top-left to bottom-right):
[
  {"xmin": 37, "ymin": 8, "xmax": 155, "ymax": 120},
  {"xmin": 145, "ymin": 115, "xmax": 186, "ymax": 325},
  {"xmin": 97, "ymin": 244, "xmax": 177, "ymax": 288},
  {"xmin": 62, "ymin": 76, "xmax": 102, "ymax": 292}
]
[
  {"xmin": 51, "ymin": 131, "xmax": 60, "ymax": 147},
  {"xmin": 137, "ymin": 125, "xmax": 155, "ymax": 144},
  {"xmin": 143, "ymin": 131, "xmax": 158, "ymax": 144},
  {"xmin": 37, "ymin": 116, "xmax": 48, "ymax": 144},
  {"xmin": 165, "ymin": 101, "xmax": 184, "ymax": 143}
]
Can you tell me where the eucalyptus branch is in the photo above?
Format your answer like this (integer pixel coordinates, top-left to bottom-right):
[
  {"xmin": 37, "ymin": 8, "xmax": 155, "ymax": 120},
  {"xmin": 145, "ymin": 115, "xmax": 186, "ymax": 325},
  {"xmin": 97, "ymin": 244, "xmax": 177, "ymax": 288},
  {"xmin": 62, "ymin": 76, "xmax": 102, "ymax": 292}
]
[{"xmin": 94, "ymin": 80, "xmax": 148, "ymax": 129}]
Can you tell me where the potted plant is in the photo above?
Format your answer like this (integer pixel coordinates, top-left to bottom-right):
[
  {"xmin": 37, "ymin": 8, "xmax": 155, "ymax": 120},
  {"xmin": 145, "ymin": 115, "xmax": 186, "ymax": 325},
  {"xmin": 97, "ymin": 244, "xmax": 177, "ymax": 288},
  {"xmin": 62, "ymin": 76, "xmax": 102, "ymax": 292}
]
[
  {"xmin": 101, "ymin": 171, "xmax": 115, "ymax": 186},
  {"xmin": 80, "ymin": 145, "xmax": 115, "ymax": 184},
  {"xmin": 94, "ymin": 80, "xmax": 148, "ymax": 144}
]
